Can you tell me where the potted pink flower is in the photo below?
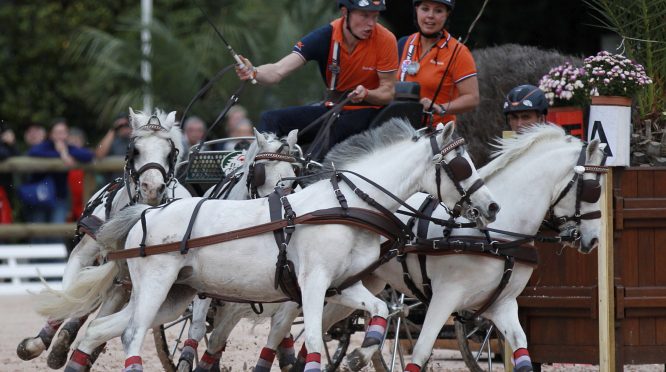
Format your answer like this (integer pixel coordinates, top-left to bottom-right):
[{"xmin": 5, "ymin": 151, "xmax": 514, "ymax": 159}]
[{"xmin": 538, "ymin": 62, "xmax": 589, "ymax": 139}]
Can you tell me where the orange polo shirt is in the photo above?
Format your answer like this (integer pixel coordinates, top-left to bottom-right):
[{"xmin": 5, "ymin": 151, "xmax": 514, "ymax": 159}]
[
  {"xmin": 293, "ymin": 18, "xmax": 398, "ymax": 109},
  {"xmin": 398, "ymin": 31, "xmax": 477, "ymax": 125}
]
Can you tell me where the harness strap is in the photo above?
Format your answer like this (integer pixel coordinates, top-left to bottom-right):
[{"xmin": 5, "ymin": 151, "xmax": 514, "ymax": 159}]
[
  {"xmin": 330, "ymin": 174, "xmax": 348, "ymax": 210},
  {"xmin": 138, "ymin": 199, "xmax": 181, "ymax": 258},
  {"xmin": 455, "ymin": 257, "xmax": 515, "ymax": 323},
  {"xmin": 108, "ymin": 206, "xmax": 403, "ymax": 261},
  {"xmin": 76, "ymin": 215, "xmax": 105, "ymax": 240},
  {"xmin": 179, "ymin": 198, "xmax": 211, "ymax": 255},
  {"xmin": 397, "ymin": 196, "xmax": 439, "ymax": 304},
  {"xmin": 104, "ymin": 179, "xmax": 124, "ymax": 220},
  {"xmin": 416, "ymin": 197, "xmax": 439, "ymax": 300},
  {"xmin": 402, "ymin": 236, "xmax": 538, "ymax": 264}
]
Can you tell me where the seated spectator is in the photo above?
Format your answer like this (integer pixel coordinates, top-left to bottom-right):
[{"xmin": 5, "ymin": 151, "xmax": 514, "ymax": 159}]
[
  {"xmin": 0, "ymin": 124, "xmax": 18, "ymax": 224},
  {"xmin": 224, "ymin": 105, "xmax": 249, "ymax": 136},
  {"xmin": 25, "ymin": 118, "xmax": 94, "ymax": 226},
  {"xmin": 182, "ymin": 116, "xmax": 209, "ymax": 159},
  {"xmin": 95, "ymin": 113, "xmax": 132, "ymax": 182}
]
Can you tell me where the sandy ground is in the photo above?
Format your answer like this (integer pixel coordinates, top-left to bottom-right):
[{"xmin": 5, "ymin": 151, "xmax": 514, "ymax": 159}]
[{"xmin": 1, "ymin": 295, "xmax": 664, "ymax": 371}]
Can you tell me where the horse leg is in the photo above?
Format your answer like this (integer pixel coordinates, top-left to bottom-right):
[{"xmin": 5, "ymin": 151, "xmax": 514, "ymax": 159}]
[
  {"xmin": 485, "ymin": 300, "xmax": 533, "ymax": 372},
  {"xmin": 403, "ymin": 291, "xmax": 460, "ymax": 372},
  {"xmin": 121, "ymin": 265, "xmax": 182, "ymax": 372},
  {"xmin": 254, "ymin": 302, "xmax": 300, "ymax": 372},
  {"xmin": 46, "ymin": 315, "xmax": 88, "ymax": 369},
  {"xmin": 325, "ymin": 282, "xmax": 389, "ymax": 372},
  {"xmin": 64, "ymin": 284, "xmax": 193, "ymax": 372},
  {"xmin": 16, "ymin": 318, "xmax": 63, "ymax": 360},
  {"xmin": 274, "ymin": 303, "xmax": 301, "ymax": 371},
  {"xmin": 16, "ymin": 237, "xmax": 99, "ymax": 361},
  {"xmin": 177, "ymin": 297, "xmax": 212, "ymax": 372},
  {"xmin": 298, "ymin": 269, "xmax": 331, "ymax": 372},
  {"xmin": 194, "ymin": 302, "xmax": 248, "ymax": 372}
]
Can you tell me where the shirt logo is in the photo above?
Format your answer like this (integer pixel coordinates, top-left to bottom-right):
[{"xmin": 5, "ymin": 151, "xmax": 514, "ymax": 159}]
[
  {"xmin": 429, "ymin": 59, "xmax": 445, "ymax": 66},
  {"xmin": 362, "ymin": 66, "xmax": 376, "ymax": 71},
  {"xmin": 359, "ymin": 0, "xmax": 370, "ymax": 6},
  {"xmin": 295, "ymin": 41, "xmax": 304, "ymax": 50}
]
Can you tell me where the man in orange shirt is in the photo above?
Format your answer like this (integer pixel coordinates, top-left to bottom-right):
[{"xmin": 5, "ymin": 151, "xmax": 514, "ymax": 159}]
[
  {"xmin": 398, "ymin": 0, "xmax": 479, "ymax": 127},
  {"xmin": 236, "ymin": 0, "xmax": 398, "ymax": 159}
]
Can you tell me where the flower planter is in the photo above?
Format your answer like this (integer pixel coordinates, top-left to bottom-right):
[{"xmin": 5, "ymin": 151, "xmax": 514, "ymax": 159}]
[
  {"xmin": 546, "ymin": 106, "xmax": 584, "ymax": 139},
  {"xmin": 587, "ymin": 95, "xmax": 632, "ymax": 166}
]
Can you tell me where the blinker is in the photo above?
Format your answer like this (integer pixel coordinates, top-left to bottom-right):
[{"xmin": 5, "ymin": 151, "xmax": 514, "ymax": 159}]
[
  {"xmin": 448, "ymin": 156, "xmax": 473, "ymax": 182},
  {"xmin": 580, "ymin": 179, "xmax": 601, "ymax": 203}
]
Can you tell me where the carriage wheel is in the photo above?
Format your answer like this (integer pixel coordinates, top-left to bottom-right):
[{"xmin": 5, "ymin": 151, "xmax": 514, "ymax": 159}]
[
  {"xmin": 372, "ymin": 289, "xmax": 425, "ymax": 372},
  {"xmin": 153, "ymin": 304, "xmax": 212, "ymax": 372},
  {"xmin": 454, "ymin": 313, "xmax": 505, "ymax": 372}
]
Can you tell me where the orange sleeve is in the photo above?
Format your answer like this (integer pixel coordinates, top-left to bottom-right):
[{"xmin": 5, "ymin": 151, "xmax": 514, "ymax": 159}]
[
  {"xmin": 376, "ymin": 26, "xmax": 398, "ymax": 73},
  {"xmin": 451, "ymin": 44, "xmax": 477, "ymax": 83}
]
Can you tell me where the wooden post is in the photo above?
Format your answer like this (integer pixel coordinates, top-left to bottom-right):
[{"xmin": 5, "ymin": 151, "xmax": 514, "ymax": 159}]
[
  {"xmin": 504, "ymin": 340, "xmax": 513, "ymax": 370},
  {"xmin": 598, "ymin": 167, "xmax": 615, "ymax": 371}
]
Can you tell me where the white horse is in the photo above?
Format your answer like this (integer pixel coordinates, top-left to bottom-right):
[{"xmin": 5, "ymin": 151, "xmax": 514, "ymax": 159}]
[
  {"xmin": 63, "ymin": 119, "xmax": 499, "ymax": 372},
  {"xmin": 17, "ymin": 108, "xmax": 191, "ymax": 366},
  {"xmin": 288, "ymin": 124, "xmax": 606, "ymax": 372}
]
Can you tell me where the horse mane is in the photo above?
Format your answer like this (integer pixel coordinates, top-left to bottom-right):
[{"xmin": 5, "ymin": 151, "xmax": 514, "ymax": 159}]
[
  {"xmin": 131, "ymin": 109, "xmax": 184, "ymax": 159},
  {"xmin": 328, "ymin": 117, "xmax": 416, "ymax": 166},
  {"xmin": 480, "ymin": 124, "xmax": 577, "ymax": 180}
]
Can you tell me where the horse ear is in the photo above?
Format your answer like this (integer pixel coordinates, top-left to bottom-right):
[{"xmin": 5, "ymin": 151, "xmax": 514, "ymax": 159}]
[
  {"xmin": 164, "ymin": 111, "xmax": 177, "ymax": 130},
  {"xmin": 586, "ymin": 139, "xmax": 603, "ymax": 164},
  {"xmin": 254, "ymin": 128, "xmax": 268, "ymax": 149},
  {"xmin": 437, "ymin": 121, "xmax": 455, "ymax": 146},
  {"xmin": 129, "ymin": 107, "xmax": 138, "ymax": 130},
  {"xmin": 286, "ymin": 129, "xmax": 298, "ymax": 148}
]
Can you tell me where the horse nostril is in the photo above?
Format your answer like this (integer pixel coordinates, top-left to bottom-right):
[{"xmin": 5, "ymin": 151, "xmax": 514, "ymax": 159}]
[
  {"xmin": 140, "ymin": 182, "xmax": 149, "ymax": 191},
  {"xmin": 158, "ymin": 184, "xmax": 166, "ymax": 194},
  {"xmin": 488, "ymin": 202, "xmax": 500, "ymax": 214}
]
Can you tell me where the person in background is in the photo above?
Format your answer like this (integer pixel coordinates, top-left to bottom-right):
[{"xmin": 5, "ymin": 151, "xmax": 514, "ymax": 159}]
[
  {"xmin": 0, "ymin": 124, "xmax": 18, "ymax": 224},
  {"xmin": 235, "ymin": 0, "xmax": 397, "ymax": 159},
  {"xmin": 224, "ymin": 105, "xmax": 249, "ymax": 136},
  {"xmin": 220, "ymin": 118, "xmax": 254, "ymax": 151},
  {"xmin": 95, "ymin": 113, "xmax": 132, "ymax": 183},
  {"xmin": 22, "ymin": 123, "xmax": 46, "ymax": 153},
  {"xmin": 398, "ymin": 0, "xmax": 479, "ymax": 127},
  {"xmin": 66, "ymin": 128, "xmax": 89, "ymax": 222},
  {"xmin": 181, "ymin": 116, "xmax": 209, "ymax": 160},
  {"xmin": 25, "ymin": 118, "xmax": 94, "ymax": 225},
  {"xmin": 502, "ymin": 84, "xmax": 548, "ymax": 133}
]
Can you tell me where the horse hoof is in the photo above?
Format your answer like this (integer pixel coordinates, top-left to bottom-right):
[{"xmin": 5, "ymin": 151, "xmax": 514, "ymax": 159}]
[
  {"xmin": 47, "ymin": 329, "xmax": 73, "ymax": 369},
  {"xmin": 345, "ymin": 349, "xmax": 368, "ymax": 372},
  {"xmin": 291, "ymin": 359, "xmax": 305, "ymax": 372},
  {"xmin": 16, "ymin": 337, "xmax": 46, "ymax": 360},
  {"xmin": 280, "ymin": 364, "xmax": 294, "ymax": 372}
]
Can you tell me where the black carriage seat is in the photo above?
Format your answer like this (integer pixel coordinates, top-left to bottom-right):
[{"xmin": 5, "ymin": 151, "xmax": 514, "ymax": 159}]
[{"xmin": 368, "ymin": 82, "xmax": 424, "ymax": 130}]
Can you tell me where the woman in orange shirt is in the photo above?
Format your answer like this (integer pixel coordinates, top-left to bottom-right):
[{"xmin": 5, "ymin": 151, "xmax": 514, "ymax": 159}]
[{"xmin": 398, "ymin": 0, "xmax": 480, "ymax": 127}]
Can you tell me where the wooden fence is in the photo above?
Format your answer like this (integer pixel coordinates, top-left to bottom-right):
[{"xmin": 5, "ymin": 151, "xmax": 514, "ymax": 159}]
[{"xmin": 0, "ymin": 156, "xmax": 123, "ymax": 238}]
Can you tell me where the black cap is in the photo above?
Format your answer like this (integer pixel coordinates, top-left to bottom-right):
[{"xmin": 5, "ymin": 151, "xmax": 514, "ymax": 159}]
[{"xmin": 503, "ymin": 85, "xmax": 548, "ymax": 116}]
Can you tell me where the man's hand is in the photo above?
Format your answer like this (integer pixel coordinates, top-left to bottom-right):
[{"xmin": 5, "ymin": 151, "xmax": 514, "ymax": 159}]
[
  {"xmin": 235, "ymin": 56, "xmax": 257, "ymax": 81},
  {"xmin": 349, "ymin": 85, "xmax": 369, "ymax": 104}
]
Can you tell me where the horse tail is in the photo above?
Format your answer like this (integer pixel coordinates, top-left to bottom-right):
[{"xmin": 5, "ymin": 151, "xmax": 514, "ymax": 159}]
[
  {"xmin": 32, "ymin": 204, "xmax": 150, "ymax": 320},
  {"xmin": 97, "ymin": 204, "xmax": 152, "ymax": 253},
  {"xmin": 33, "ymin": 262, "xmax": 119, "ymax": 320}
]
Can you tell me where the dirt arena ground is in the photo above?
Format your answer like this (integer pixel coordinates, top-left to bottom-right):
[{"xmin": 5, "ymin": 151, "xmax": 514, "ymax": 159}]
[{"xmin": 1, "ymin": 295, "xmax": 663, "ymax": 371}]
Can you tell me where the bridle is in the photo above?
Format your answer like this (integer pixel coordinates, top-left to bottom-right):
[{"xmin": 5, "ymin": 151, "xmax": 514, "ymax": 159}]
[
  {"xmin": 124, "ymin": 115, "xmax": 180, "ymax": 203},
  {"xmin": 246, "ymin": 139, "xmax": 299, "ymax": 199},
  {"xmin": 428, "ymin": 134, "xmax": 485, "ymax": 219},
  {"xmin": 546, "ymin": 144, "xmax": 607, "ymax": 251}
]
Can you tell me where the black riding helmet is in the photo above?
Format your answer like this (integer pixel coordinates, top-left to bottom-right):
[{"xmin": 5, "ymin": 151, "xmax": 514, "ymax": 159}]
[
  {"xmin": 503, "ymin": 84, "xmax": 549, "ymax": 116},
  {"xmin": 413, "ymin": 0, "xmax": 455, "ymax": 11},
  {"xmin": 338, "ymin": 0, "xmax": 386, "ymax": 11}
]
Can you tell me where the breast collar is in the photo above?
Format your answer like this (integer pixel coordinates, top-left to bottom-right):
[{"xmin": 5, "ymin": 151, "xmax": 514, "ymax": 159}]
[{"xmin": 400, "ymin": 31, "xmax": 451, "ymax": 82}]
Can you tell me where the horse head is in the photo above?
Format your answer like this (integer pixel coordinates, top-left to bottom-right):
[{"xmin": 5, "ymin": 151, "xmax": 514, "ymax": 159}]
[
  {"xmin": 425, "ymin": 122, "xmax": 500, "ymax": 227},
  {"xmin": 125, "ymin": 107, "xmax": 183, "ymax": 205},
  {"xmin": 550, "ymin": 138, "xmax": 607, "ymax": 253},
  {"xmin": 245, "ymin": 129, "xmax": 299, "ymax": 198}
]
